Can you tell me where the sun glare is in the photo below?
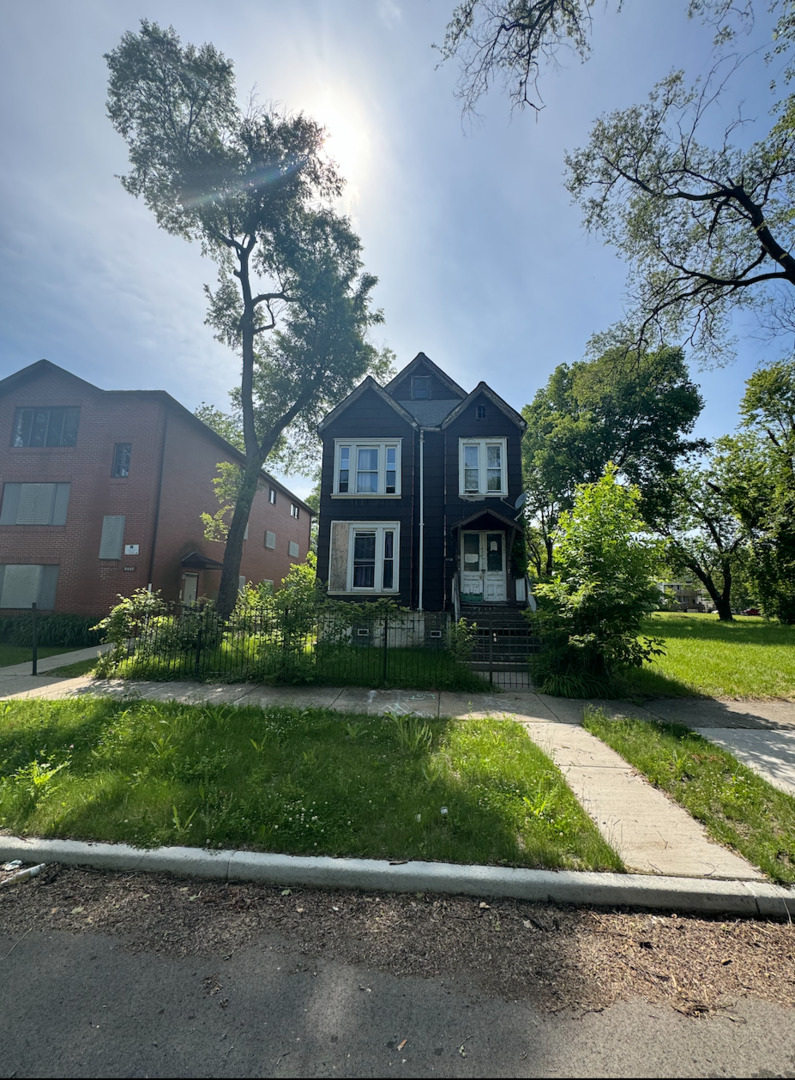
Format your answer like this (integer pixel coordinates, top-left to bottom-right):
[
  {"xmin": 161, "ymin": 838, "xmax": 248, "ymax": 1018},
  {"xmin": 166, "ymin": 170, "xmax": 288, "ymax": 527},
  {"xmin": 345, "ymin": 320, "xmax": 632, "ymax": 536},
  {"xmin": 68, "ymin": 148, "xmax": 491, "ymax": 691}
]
[{"xmin": 310, "ymin": 90, "xmax": 371, "ymax": 192}]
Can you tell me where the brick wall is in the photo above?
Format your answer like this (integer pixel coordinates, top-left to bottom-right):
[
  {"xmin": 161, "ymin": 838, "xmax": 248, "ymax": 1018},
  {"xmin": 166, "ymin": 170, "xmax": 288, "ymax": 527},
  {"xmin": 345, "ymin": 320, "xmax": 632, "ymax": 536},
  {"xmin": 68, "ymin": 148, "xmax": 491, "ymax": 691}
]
[{"xmin": 0, "ymin": 362, "xmax": 313, "ymax": 615}]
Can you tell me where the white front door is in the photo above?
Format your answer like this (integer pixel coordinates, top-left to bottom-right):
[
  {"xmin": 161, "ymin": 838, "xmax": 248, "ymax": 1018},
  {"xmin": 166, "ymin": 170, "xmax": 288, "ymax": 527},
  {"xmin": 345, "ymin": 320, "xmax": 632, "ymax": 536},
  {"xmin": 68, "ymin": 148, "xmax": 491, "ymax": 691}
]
[
  {"xmin": 460, "ymin": 531, "xmax": 506, "ymax": 603},
  {"xmin": 183, "ymin": 573, "xmax": 199, "ymax": 605}
]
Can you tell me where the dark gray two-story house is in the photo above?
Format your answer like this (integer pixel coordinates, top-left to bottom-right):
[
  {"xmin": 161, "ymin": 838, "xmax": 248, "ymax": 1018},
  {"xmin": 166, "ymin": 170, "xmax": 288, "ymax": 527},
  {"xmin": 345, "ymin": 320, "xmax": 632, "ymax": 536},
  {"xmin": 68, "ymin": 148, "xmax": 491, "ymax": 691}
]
[{"xmin": 316, "ymin": 353, "xmax": 529, "ymax": 617}]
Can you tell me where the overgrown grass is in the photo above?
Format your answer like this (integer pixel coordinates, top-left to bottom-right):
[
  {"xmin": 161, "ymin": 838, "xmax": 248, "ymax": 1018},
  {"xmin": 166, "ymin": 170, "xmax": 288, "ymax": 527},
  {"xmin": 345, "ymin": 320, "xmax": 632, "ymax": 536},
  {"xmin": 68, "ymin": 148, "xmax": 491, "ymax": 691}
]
[
  {"xmin": 584, "ymin": 707, "xmax": 795, "ymax": 883},
  {"xmin": 105, "ymin": 643, "xmax": 491, "ymax": 692},
  {"xmin": 0, "ymin": 697, "xmax": 622, "ymax": 872},
  {"xmin": 618, "ymin": 613, "xmax": 795, "ymax": 700},
  {"xmin": 0, "ymin": 644, "xmax": 79, "ymax": 669}
]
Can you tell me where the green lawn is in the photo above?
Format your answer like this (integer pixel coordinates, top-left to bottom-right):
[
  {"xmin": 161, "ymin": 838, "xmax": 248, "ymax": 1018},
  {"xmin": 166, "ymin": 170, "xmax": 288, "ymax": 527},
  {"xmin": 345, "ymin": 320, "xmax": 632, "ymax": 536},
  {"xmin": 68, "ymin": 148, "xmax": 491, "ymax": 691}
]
[
  {"xmin": 0, "ymin": 696, "xmax": 622, "ymax": 873},
  {"xmin": 620, "ymin": 613, "xmax": 795, "ymax": 699},
  {"xmin": 0, "ymin": 644, "xmax": 80, "ymax": 669},
  {"xmin": 584, "ymin": 707, "xmax": 795, "ymax": 883}
]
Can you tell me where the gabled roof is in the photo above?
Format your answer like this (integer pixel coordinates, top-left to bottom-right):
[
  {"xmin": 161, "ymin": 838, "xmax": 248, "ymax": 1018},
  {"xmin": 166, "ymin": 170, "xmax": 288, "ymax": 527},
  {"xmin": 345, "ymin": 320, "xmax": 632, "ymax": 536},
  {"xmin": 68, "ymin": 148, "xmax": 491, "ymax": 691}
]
[
  {"xmin": 440, "ymin": 381, "xmax": 527, "ymax": 432},
  {"xmin": 317, "ymin": 375, "xmax": 419, "ymax": 433},
  {"xmin": 453, "ymin": 507, "xmax": 521, "ymax": 532},
  {"xmin": 0, "ymin": 358, "xmax": 104, "ymax": 400},
  {"xmin": 385, "ymin": 352, "xmax": 467, "ymax": 400},
  {"xmin": 1, "ymin": 359, "xmax": 314, "ymax": 515}
]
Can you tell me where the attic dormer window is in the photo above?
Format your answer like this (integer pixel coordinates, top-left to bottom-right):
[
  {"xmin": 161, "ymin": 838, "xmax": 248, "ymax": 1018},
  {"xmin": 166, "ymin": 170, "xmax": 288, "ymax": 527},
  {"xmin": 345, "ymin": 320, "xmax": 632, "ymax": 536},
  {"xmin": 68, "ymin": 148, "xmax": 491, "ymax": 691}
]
[
  {"xmin": 476, "ymin": 405, "xmax": 486, "ymax": 420},
  {"xmin": 412, "ymin": 376, "xmax": 431, "ymax": 400}
]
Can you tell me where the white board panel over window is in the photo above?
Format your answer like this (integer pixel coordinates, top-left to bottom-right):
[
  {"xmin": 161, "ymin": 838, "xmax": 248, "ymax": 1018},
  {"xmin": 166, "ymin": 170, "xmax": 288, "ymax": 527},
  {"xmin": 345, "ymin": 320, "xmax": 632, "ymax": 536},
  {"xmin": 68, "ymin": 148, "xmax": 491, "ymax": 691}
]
[
  {"xmin": 0, "ymin": 483, "xmax": 70, "ymax": 525},
  {"xmin": 99, "ymin": 515, "xmax": 125, "ymax": 559},
  {"xmin": 0, "ymin": 565, "xmax": 59, "ymax": 609},
  {"xmin": 265, "ymin": 530, "xmax": 276, "ymax": 549},
  {"xmin": 0, "ymin": 564, "xmax": 42, "ymax": 608}
]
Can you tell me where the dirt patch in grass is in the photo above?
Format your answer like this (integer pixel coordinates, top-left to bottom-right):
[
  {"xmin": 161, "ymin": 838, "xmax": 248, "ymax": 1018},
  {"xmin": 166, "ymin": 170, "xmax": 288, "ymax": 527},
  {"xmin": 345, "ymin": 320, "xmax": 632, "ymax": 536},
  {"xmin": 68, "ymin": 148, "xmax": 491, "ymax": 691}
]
[{"xmin": 1, "ymin": 863, "xmax": 794, "ymax": 1016}]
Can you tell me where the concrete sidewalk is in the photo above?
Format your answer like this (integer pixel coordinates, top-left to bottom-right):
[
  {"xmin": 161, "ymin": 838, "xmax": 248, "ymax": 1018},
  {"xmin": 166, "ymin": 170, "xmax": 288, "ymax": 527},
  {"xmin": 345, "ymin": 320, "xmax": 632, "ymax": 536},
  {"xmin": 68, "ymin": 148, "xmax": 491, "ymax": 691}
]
[{"xmin": 1, "ymin": 647, "xmax": 794, "ymax": 905}]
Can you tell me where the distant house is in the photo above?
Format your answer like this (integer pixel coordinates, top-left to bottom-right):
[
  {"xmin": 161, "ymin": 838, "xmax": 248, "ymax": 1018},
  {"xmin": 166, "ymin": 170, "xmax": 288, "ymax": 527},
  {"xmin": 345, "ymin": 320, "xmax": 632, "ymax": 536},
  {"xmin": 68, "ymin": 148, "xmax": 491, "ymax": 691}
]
[
  {"xmin": 316, "ymin": 352, "xmax": 528, "ymax": 616},
  {"xmin": 0, "ymin": 360, "xmax": 312, "ymax": 615}
]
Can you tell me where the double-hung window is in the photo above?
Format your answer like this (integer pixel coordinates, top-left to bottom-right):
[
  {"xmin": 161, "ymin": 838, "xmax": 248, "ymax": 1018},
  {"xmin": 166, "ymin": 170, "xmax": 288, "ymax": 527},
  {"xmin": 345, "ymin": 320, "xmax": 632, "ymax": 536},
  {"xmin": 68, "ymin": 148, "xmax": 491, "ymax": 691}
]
[
  {"xmin": 334, "ymin": 440, "xmax": 401, "ymax": 496},
  {"xmin": 349, "ymin": 524, "xmax": 398, "ymax": 592},
  {"xmin": 459, "ymin": 438, "xmax": 507, "ymax": 496}
]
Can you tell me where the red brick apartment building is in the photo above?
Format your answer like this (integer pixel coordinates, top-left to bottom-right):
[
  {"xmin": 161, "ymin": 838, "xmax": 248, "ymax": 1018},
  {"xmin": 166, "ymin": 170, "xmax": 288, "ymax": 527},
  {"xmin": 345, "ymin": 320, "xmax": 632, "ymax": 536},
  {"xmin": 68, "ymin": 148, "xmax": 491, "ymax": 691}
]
[{"xmin": 0, "ymin": 361, "xmax": 312, "ymax": 616}]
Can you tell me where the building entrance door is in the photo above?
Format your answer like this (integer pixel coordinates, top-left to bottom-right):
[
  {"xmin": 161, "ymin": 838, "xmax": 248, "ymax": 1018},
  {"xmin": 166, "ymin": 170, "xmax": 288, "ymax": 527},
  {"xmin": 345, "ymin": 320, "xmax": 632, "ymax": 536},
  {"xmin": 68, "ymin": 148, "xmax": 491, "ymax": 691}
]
[
  {"xmin": 182, "ymin": 573, "xmax": 199, "ymax": 606},
  {"xmin": 460, "ymin": 531, "xmax": 506, "ymax": 603}
]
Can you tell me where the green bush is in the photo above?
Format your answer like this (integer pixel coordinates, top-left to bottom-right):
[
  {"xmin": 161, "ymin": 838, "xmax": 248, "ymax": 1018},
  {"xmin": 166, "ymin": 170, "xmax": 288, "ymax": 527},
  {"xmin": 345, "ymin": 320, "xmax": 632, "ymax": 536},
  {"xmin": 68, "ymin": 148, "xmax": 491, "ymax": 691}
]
[{"xmin": 530, "ymin": 466, "xmax": 666, "ymax": 696}]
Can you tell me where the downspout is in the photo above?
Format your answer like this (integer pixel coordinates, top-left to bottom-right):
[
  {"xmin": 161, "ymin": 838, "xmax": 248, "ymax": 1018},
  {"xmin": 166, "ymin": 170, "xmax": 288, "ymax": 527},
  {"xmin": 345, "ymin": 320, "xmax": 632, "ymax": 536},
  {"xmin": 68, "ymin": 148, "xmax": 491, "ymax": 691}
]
[
  {"xmin": 418, "ymin": 428, "xmax": 425, "ymax": 611},
  {"xmin": 148, "ymin": 405, "xmax": 169, "ymax": 592}
]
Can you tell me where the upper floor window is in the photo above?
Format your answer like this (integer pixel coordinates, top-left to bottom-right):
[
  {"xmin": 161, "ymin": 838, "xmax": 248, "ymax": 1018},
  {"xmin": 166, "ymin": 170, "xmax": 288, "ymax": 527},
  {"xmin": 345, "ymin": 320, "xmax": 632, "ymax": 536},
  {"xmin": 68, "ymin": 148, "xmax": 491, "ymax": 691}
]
[
  {"xmin": 459, "ymin": 438, "xmax": 507, "ymax": 496},
  {"xmin": 334, "ymin": 440, "xmax": 401, "ymax": 496},
  {"xmin": 269, "ymin": 488, "xmax": 277, "ymax": 504},
  {"xmin": 412, "ymin": 376, "xmax": 431, "ymax": 400},
  {"xmin": 11, "ymin": 407, "xmax": 79, "ymax": 448},
  {"xmin": 475, "ymin": 405, "xmax": 486, "ymax": 420},
  {"xmin": 0, "ymin": 483, "xmax": 70, "ymax": 525},
  {"xmin": 112, "ymin": 443, "xmax": 131, "ymax": 478},
  {"xmin": 291, "ymin": 504, "xmax": 300, "ymax": 519}
]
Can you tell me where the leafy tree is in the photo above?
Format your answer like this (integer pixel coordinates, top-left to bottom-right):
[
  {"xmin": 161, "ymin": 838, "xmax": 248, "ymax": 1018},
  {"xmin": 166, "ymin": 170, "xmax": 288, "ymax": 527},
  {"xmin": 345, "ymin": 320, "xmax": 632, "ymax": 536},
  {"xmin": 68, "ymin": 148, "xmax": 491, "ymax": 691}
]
[
  {"xmin": 522, "ymin": 345, "xmax": 704, "ymax": 571},
  {"xmin": 441, "ymin": 2, "xmax": 795, "ymax": 361},
  {"xmin": 439, "ymin": 0, "xmax": 752, "ymax": 114},
  {"xmin": 530, "ymin": 466, "xmax": 665, "ymax": 696},
  {"xmin": 652, "ymin": 445, "xmax": 751, "ymax": 621},
  {"xmin": 725, "ymin": 360, "xmax": 795, "ymax": 621},
  {"xmin": 565, "ymin": 66, "xmax": 795, "ymax": 364},
  {"xmin": 106, "ymin": 22, "xmax": 383, "ymax": 617}
]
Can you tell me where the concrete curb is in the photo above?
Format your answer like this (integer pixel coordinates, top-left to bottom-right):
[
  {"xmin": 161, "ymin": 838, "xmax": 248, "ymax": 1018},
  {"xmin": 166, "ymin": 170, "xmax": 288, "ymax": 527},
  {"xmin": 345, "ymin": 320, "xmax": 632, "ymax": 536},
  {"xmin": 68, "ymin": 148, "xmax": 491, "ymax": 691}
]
[{"xmin": 2, "ymin": 835, "xmax": 793, "ymax": 918}]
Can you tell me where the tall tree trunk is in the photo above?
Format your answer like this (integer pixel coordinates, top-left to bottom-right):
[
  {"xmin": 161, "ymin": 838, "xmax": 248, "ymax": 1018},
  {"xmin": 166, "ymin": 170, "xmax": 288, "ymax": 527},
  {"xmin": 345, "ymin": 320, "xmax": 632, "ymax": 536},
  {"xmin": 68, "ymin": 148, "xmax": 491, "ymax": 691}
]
[
  {"xmin": 216, "ymin": 453, "xmax": 263, "ymax": 619},
  {"xmin": 687, "ymin": 562, "xmax": 733, "ymax": 622}
]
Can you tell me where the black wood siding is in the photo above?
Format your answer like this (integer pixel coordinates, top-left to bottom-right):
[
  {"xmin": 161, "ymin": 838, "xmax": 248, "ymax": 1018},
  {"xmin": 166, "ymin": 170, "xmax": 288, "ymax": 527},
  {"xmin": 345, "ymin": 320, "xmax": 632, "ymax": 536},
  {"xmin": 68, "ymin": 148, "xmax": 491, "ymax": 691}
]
[{"xmin": 317, "ymin": 388, "xmax": 416, "ymax": 606}]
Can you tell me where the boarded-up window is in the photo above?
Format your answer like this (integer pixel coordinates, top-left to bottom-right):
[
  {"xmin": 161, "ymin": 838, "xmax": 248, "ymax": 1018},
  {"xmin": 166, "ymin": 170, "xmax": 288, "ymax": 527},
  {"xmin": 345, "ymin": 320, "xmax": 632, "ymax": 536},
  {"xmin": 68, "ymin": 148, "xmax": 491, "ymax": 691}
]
[
  {"xmin": 0, "ymin": 483, "xmax": 70, "ymax": 525},
  {"xmin": 99, "ymin": 515, "xmax": 125, "ymax": 559},
  {"xmin": 0, "ymin": 564, "xmax": 59, "ymax": 609},
  {"xmin": 265, "ymin": 530, "xmax": 276, "ymax": 549},
  {"xmin": 289, "ymin": 541, "xmax": 299, "ymax": 558},
  {"xmin": 238, "ymin": 575, "xmax": 246, "ymax": 592}
]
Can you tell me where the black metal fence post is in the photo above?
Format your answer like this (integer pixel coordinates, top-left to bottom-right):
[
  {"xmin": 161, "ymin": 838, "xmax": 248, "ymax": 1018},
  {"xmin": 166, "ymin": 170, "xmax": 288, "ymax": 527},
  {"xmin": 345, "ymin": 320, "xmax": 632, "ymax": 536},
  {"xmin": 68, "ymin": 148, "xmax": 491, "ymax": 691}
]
[
  {"xmin": 488, "ymin": 613, "xmax": 494, "ymax": 688},
  {"xmin": 31, "ymin": 602, "xmax": 38, "ymax": 676},
  {"xmin": 194, "ymin": 610, "xmax": 204, "ymax": 677},
  {"xmin": 382, "ymin": 612, "xmax": 389, "ymax": 686}
]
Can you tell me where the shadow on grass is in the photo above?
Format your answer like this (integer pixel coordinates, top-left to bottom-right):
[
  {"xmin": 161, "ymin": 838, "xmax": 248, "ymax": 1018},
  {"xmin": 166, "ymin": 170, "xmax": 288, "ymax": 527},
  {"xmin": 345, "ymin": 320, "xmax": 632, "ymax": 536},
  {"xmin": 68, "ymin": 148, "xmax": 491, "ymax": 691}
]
[{"xmin": 0, "ymin": 698, "xmax": 622, "ymax": 873}]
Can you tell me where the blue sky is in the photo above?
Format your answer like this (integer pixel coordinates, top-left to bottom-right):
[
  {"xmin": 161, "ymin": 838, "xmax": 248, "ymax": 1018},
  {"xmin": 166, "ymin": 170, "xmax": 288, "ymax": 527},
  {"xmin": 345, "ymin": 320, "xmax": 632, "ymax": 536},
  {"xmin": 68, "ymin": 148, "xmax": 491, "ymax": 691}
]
[{"xmin": 0, "ymin": 1, "xmax": 784, "ymax": 498}]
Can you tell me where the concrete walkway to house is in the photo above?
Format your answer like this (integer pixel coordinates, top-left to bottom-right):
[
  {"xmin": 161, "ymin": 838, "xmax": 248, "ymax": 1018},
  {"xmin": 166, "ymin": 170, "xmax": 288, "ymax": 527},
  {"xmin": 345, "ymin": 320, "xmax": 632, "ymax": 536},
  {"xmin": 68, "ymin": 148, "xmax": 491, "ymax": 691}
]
[{"xmin": 1, "ymin": 648, "xmax": 794, "ymax": 886}]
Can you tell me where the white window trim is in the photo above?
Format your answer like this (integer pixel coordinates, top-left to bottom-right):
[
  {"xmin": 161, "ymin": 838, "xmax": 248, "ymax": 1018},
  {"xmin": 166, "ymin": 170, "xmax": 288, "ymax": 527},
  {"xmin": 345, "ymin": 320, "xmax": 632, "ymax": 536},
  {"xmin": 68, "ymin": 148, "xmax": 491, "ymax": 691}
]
[
  {"xmin": 458, "ymin": 437, "xmax": 508, "ymax": 497},
  {"xmin": 333, "ymin": 439, "xmax": 402, "ymax": 497},
  {"xmin": 345, "ymin": 522, "xmax": 400, "ymax": 594}
]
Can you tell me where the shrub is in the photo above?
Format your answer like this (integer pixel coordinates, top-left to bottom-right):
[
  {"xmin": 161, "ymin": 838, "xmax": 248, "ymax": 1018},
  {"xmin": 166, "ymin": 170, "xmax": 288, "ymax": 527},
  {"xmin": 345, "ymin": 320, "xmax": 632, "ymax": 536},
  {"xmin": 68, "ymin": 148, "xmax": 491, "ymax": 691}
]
[{"xmin": 530, "ymin": 466, "xmax": 666, "ymax": 696}]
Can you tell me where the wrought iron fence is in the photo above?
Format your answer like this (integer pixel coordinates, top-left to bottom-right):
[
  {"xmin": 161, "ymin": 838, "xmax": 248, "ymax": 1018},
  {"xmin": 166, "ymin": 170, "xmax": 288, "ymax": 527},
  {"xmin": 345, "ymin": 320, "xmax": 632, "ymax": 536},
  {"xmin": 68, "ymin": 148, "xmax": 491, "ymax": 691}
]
[{"xmin": 99, "ymin": 601, "xmax": 539, "ymax": 691}]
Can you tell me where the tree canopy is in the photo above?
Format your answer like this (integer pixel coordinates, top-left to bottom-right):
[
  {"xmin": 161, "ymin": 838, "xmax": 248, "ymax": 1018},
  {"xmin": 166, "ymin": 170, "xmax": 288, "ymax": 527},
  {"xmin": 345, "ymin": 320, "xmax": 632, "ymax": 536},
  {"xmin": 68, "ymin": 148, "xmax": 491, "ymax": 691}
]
[
  {"xmin": 441, "ymin": 1, "xmax": 795, "ymax": 362},
  {"xmin": 522, "ymin": 345, "xmax": 704, "ymax": 572},
  {"xmin": 106, "ymin": 22, "xmax": 384, "ymax": 617},
  {"xmin": 565, "ymin": 67, "xmax": 795, "ymax": 364},
  {"xmin": 530, "ymin": 466, "xmax": 665, "ymax": 695}
]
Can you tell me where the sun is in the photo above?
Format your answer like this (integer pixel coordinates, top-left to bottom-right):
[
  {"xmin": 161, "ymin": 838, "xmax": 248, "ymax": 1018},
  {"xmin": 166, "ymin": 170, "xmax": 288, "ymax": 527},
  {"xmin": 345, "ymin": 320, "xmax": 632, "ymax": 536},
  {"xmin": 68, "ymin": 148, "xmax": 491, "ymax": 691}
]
[{"xmin": 309, "ymin": 90, "xmax": 371, "ymax": 190}]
